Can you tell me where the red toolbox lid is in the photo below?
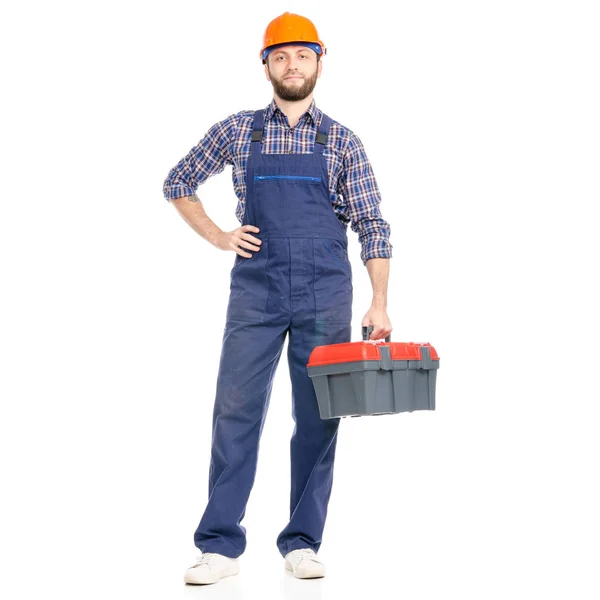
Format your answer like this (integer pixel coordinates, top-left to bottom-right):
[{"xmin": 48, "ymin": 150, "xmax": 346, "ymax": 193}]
[
  {"xmin": 390, "ymin": 342, "xmax": 440, "ymax": 361},
  {"xmin": 308, "ymin": 341, "xmax": 439, "ymax": 367},
  {"xmin": 308, "ymin": 341, "xmax": 381, "ymax": 367}
]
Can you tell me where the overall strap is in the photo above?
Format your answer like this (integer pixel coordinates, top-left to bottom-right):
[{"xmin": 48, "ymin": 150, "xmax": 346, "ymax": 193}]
[
  {"xmin": 250, "ymin": 109, "xmax": 332, "ymax": 156},
  {"xmin": 313, "ymin": 114, "xmax": 332, "ymax": 155},
  {"xmin": 250, "ymin": 110, "xmax": 265, "ymax": 158}
]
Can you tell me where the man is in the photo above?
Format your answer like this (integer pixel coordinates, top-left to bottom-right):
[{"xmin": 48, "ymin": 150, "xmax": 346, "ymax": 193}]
[{"xmin": 163, "ymin": 12, "xmax": 393, "ymax": 585}]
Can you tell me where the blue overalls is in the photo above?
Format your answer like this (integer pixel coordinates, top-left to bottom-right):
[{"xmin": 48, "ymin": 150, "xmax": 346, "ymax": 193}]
[{"xmin": 194, "ymin": 109, "xmax": 353, "ymax": 559}]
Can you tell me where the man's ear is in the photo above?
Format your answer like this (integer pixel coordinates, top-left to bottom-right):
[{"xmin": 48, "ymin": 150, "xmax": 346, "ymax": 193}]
[
  {"xmin": 264, "ymin": 63, "xmax": 271, "ymax": 81},
  {"xmin": 317, "ymin": 59, "xmax": 323, "ymax": 78}
]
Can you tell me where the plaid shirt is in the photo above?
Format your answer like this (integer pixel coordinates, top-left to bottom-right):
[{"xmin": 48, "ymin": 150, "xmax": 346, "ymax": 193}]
[{"xmin": 163, "ymin": 99, "xmax": 392, "ymax": 264}]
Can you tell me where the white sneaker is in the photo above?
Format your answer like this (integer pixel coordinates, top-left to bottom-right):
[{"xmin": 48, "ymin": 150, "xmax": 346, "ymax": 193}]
[
  {"xmin": 284, "ymin": 548, "xmax": 326, "ymax": 579},
  {"xmin": 184, "ymin": 552, "xmax": 240, "ymax": 585}
]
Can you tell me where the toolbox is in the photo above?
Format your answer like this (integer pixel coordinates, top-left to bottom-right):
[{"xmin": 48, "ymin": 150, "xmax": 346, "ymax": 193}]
[{"xmin": 307, "ymin": 327, "xmax": 440, "ymax": 419}]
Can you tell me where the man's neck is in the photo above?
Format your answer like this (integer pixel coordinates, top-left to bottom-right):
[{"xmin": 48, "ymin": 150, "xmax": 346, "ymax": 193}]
[{"xmin": 273, "ymin": 94, "xmax": 313, "ymax": 128}]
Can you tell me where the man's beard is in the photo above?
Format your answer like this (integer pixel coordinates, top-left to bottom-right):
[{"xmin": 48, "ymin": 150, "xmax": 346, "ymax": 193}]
[{"xmin": 269, "ymin": 69, "xmax": 318, "ymax": 101}]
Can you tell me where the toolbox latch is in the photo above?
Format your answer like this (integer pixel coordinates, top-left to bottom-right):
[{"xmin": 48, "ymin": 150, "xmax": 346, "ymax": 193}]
[{"xmin": 378, "ymin": 345, "xmax": 394, "ymax": 371}]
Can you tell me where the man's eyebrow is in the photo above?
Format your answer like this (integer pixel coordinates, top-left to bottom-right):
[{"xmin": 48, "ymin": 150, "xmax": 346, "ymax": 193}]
[{"xmin": 272, "ymin": 48, "xmax": 312, "ymax": 56}]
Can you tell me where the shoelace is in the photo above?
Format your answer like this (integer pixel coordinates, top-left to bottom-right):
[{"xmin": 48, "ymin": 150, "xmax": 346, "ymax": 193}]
[
  {"xmin": 294, "ymin": 549, "xmax": 318, "ymax": 563},
  {"xmin": 191, "ymin": 553, "xmax": 219, "ymax": 568}
]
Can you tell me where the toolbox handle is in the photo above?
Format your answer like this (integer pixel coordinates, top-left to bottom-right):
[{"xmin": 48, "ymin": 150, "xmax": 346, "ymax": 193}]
[{"xmin": 362, "ymin": 326, "xmax": 391, "ymax": 343}]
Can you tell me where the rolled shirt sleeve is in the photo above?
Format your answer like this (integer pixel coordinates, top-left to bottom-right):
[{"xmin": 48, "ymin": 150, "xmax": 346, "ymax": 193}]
[
  {"xmin": 162, "ymin": 115, "xmax": 237, "ymax": 201},
  {"xmin": 338, "ymin": 133, "xmax": 392, "ymax": 265}
]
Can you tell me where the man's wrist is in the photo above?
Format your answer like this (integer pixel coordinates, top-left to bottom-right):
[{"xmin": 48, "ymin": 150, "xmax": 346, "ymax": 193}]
[{"xmin": 371, "ymin": 296, "xmax": 387, "ymax": 309}]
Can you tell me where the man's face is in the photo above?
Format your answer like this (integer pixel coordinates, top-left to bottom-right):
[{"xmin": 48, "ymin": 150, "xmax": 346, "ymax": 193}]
[{"xmin": 265, "ymin": 45, "xmax": 321, "ymax": 101}]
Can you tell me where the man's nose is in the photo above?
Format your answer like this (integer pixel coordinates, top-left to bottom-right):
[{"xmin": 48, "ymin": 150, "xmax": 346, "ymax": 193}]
[{"xmin": 286, "ymin": 57, "xmax": 300, "ymax": 71}]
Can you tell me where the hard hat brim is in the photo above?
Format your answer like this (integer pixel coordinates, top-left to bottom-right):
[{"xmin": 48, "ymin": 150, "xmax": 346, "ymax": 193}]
[{"xmin": 261, "ymin": 41, "xmax": 325, "ymax": 63}]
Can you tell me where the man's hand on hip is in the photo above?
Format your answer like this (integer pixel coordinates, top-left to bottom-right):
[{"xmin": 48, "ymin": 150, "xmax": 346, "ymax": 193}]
[{"xmin": 217, "ymin": 225, "xmax": 262, "ymax": 258}]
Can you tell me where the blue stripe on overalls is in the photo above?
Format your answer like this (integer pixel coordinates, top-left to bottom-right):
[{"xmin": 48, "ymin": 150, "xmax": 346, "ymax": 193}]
[{"xmin": 194, "ymin": 109, "xmax": 353, "ymax": 558}]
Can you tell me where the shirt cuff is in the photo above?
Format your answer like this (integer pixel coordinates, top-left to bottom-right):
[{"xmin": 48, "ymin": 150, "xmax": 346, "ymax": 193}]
[
  {"xmin": 163, "ymin": 185, "xmax": 196, "ymax": 202},
  {"xmin": 361, "ymin": 241, "xmax": 393, "ymax": 265}
]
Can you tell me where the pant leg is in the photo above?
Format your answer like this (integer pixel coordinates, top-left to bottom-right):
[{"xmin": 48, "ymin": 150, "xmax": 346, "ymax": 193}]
[
  {"xmin": 276, "ymin": 319, "xmax": 351, "ymax": 557},
  {"xmin": 194, "ymin": 319, "xmax": 288, "ymax": 558}
]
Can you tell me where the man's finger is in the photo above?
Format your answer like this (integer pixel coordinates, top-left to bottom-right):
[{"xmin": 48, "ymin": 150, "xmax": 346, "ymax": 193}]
[
  {"xmin": 370, "ymin": 327, "xmax": 386, "ymax": 340},
  {"xmin": 235, "ymin": 247, "xmax": 253, "ymax": 258},
  {"xmin": 230, "ymin": 240, "xmax": 253, "ymax": 257},
  {"xmin": 242, "ymin": 234, "xmax": 262, "ymax": 246},
  {"xmin": 237, "ymin": 239, "xmax": 261, "ymax": 251}
]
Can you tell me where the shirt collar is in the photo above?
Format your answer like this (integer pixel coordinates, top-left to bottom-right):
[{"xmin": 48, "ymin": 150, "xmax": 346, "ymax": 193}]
[{"xmin": 264, "ymin": 98, "xmax": 320, "ymax": 127}]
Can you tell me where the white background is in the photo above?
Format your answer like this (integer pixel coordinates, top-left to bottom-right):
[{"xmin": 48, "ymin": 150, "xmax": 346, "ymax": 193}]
[{"xmin": 1, "ymin": 1, "xmax": 599, "ymax": 598}]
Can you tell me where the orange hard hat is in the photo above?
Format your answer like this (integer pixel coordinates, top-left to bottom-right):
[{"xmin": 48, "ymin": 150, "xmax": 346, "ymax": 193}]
[{"xmin": 260, "ymin": 12, "xmax": 326, "ymax": 63}]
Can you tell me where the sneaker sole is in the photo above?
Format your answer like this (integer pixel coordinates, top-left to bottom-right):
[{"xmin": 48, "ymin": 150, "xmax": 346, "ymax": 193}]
[
  {"xmin": 285, "ymin": 560, "xmax": 325, "ymax": 579},
  {"xmin": 184, "ymin": 564, "xmax": 240, "ymax": 585}
]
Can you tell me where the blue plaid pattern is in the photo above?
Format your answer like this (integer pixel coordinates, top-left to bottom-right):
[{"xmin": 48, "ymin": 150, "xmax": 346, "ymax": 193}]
[{"xmin": 163, "ymin": 100, "xmax": 392, "ymax": 264}]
